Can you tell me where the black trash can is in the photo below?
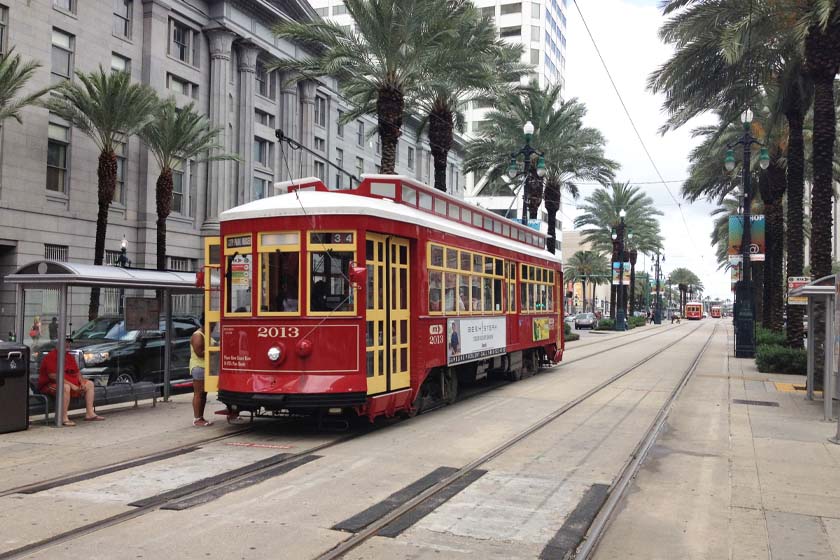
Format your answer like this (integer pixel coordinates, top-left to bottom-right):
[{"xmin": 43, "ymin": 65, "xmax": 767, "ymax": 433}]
[{"xmin": 0, "ymin": 342, "xmax": 30, "ymax": 433}]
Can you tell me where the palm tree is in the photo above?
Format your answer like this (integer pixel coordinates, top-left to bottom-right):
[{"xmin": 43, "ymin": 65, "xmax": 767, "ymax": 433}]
[
  {"xmin": 273, "ymin": 0, "xmax": 459, "ymax": 173},
  {"xmin": 414, "ymin": 8, "xmax": 528, "ymax": 192},
  {"xmin": 0, "ymin": 49, "xmax": 52, "ymax": 126},
  {"xmin": 574, "ymin": 182, "xmax": 663, "ymax": 318},
  {"xmin": 566, "ymin": 250, "xmax": 610, "ymax": 313},
  {"xmin": 464, "ymin": 84, "xmax": 617, "ymax": 251},
  {"xmin": 140, "ymin": 100, "xmax": 237, "ymax": 271},
  {"xmin": 44, "ymin": 68, "xmax": 158, "ymax": 318}
]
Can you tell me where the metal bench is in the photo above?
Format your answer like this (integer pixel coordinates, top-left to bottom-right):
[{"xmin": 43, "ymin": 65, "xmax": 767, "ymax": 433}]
[{"xmin": 28, "ymin": 381, "xmax": 159, "ymax": 422}]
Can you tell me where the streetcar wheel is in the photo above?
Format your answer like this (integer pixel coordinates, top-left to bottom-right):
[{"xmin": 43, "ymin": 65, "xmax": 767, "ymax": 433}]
[
  {"xmin": 507, "ymin": 367, "xmax": 523, "ymax": 382},
  {"xmin": 443, "ymin": 368, "xmax": 458, "ymax": 405}
]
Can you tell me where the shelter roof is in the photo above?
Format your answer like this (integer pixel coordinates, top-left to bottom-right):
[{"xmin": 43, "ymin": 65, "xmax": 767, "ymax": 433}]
[
  {"xmin": 789, "ymin": 275, "xmax": 835, "ymax": 298},
  {"xmin": 5, "ymin": 261, "xmax": 200, "ymax": 292}
]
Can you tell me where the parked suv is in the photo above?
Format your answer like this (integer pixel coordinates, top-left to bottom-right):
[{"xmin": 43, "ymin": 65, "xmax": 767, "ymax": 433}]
[{"xmin": 30, "ymin": 315, "xmax": 200, "ymax": 387}]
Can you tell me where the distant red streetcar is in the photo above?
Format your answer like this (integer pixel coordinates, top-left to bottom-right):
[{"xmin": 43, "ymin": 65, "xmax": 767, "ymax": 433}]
[
  {"xmin": 204, "ymin": 175, "xmax": 564, "ymax": 421},
  {"xmin": 685, "ymin": 302, "xmax": 703, "ymax": 320},
  {"xmin": 710, "ymin": 306, "xmax": 721, "ymax": 318}
]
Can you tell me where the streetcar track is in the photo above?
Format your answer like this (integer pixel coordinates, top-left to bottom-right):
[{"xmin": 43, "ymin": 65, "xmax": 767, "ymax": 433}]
[
  {"xmin": 573, "ymin": 323, "xmax": 717, "ymax": 560},
  {"xmin": 565, "ymin": 323, "xmax": 677, "ymax": 350},
  {"xmin": 0, "ymin": 323, "xmax": 702, "ymax": 559},
  {"xmin": 315, "ymin": 322, "xmax": 708, "ymax": 560}
]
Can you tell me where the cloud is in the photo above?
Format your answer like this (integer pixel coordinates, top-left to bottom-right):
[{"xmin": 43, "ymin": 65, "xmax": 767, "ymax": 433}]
[{"xmin": 564, "ymin": 0, "xmax": 730, "ymax": 299}]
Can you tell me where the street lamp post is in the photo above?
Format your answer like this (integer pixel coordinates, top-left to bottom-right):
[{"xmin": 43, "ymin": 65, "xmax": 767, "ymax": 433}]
[
  {"xmin": 654, "ymin": 252, "xmax": 664, "ymax": 324},
  {"xmin": 507, "ymin": 121, "xmax": 547, "ymax": 228},
  {"xmin": 725, "ymin": 109, "xmax": 770, "ymax": 358},
  {"xmin": 611, "ymin": 209, "xmax": 628, "ymax": 331}
]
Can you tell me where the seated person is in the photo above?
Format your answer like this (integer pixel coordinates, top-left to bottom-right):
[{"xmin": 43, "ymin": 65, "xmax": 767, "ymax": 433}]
[
  {"xmin": 37, "ymin": 336, "xmax": 104, "ymax": 426},
  {"xmin": 429, "ymin": 291, "xmax": 442, "ymax": 312}
]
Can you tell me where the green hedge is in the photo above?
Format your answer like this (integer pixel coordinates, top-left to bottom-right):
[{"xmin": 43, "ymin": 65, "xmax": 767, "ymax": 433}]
[
  {"xmin": 755, "ymin": 327, "xmax": 785, "ymax": 346},
  {"xmin": 563, "ymin": 321, "xmax": 580, "ymax": 341},
  {"xmin": 595, "ymin": 318, "xmax": 615, "ymax": 330},
  {"xmin": 629, "ymin": 316, "xmax": 647, "ymax": 328},
  {"xmin": 755, "ymin": 344, "xmax": 806, "ymax": 374}
]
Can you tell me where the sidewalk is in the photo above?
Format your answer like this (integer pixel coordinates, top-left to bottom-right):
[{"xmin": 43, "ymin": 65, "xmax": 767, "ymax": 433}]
[{"xmin": 595, "ymin": 324, "xmax": 840, "ymax": 559}]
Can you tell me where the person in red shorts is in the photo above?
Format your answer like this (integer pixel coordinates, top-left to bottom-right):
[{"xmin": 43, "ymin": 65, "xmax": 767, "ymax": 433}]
[{"xmin": 37, "ymin": 336, "xmax": 104, "ymax": 426}]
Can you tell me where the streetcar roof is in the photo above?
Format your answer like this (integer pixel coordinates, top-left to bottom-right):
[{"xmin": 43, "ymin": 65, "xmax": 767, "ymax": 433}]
[{"xmin": 220, "ymin": 189, "xmax": 562, "ymax": 264}]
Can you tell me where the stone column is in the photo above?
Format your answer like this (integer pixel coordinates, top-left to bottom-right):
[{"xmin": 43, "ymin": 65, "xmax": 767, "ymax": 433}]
[
  {"xmin": 236, "ymin": 42, "xmax": 259, "ymax": 205},
  {"xmin": 202, "ymin": 28, "xmax": 236, "ymax": 233},
  {"xmin": 298, "ymin": 80, "xmax": 317, "ymax": 178},
  {"xmin": 278, "ymin": 71, "xmax": 299, "ymax": 181}
]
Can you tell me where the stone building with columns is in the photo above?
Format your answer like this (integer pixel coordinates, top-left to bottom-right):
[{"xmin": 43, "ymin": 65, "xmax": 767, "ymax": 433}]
[{"xmin": 0, "ymin": 0, "xmax": 466, "ymax": 334}]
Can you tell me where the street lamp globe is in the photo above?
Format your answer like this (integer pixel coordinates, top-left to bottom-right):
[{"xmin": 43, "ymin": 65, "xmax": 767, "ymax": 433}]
[
  {"xmin": 724, "ymin": 148, "xmax": 736, "ymax": 172},
  {"xmin": 741, "ymin": 108, "xmax": 753, "ymax": 124},
  {"xmin": 507, "ymin": 158, "xmax": 517, "ymax": 179},
  {"xmin": 611, "ymin": 228, "xmax": 617, "ymax": 240},
  {"xmin": 121, "ymin": 236, "xmax": 127, "ymax": 250},
  {"xmin": 619, "ymin": 209, "xmax": 626, "ymax": 219},
  {"xmin": 759, "ymin": 146, "xmax": 770, "ymax": 170},
  {"xmin": 536, "ymin": 155, "xmax": 546, "ymax": 177},
  {"xmin": 523, "ymin": 120, "xmax": 535, "ymax": 137}
]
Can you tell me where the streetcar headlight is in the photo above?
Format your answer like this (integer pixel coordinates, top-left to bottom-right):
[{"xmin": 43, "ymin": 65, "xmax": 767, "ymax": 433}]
[{"xmin": 267, "ymin": 346, "xmax": 282, "ymax": 361}]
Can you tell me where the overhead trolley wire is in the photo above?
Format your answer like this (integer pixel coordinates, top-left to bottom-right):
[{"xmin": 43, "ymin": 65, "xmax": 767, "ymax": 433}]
[{"xmin": 571, "ymin": 0, "xmax": 701, "ymax": 256}]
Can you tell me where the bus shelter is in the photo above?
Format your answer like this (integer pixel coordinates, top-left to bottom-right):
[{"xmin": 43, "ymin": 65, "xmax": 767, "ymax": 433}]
[
  {"xmin": 5, "ymin": 260, "xmax": 201, "ymax": 427},
  {"xmin": 789, "ymin": 274, "xmax": 837, "ymax": 421}
]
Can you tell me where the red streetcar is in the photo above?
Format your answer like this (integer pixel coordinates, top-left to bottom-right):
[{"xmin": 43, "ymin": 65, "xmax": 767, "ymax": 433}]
[
  {"xmin": 202, "ymin": 175, "xmax": 564, "ymax": 421},
  {"xmin": 710, "ymin": 305, "xmax": 721, "ymax": 318},
  {"xmin": 685, "ymin": 302, "xmax": 703, "ymax": 320}
]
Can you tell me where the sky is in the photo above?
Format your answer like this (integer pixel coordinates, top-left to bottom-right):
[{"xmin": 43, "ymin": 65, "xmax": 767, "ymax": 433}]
[{"xmin": 563, "ymin": 0, "xmax": 730, "ymax": 300}]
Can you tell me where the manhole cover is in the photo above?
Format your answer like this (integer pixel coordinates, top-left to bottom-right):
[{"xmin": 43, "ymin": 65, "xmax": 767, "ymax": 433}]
[{"xmin": 733, "ymin": 399, "xmax": 780, "ymax": 407}]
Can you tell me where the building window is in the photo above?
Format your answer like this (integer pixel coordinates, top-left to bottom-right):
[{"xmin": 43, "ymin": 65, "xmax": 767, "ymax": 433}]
[
  {"xmin": 167, "ymin": 256, "xmax": 195, "ymax": 272},
  {"xmin": 47, "ymin": 123, "xmax": 69, "ymax": 193},
  {"xmin": 356, "ymin": 156, "xmax": 364, "ymax": 178},
  {"xmin": 51, "ymin": 29, "xmax": 74, "ymax": 85},
  {"xmin": 531, "ymin": 48, "xmax": 540, "ymax": 65},
  {"xmin": 356, "ymin": 121, "xmax": 364, "ymax": 146},
  {"xmin": 44, "ymin": 244, "xmax": 69, "ymax": 262},
  {"xmin": 375, "ymin": 138, "xmax": 381, "ymax": 155},
  {"xmin": 169, "ymin": 19, "xmax": 199, "ymax": 66},
  {"xmin": 256, "ymin": 59, "xmax": 274, "ymax": 99},
  {"xmin": 314, "ymin": 136, "xmax": 325, "ymax": 152},
  {"xmin": 314, "ymin": 160, "xmax": 326, "ymax": 181},
  {"xmin": 335, "ymin": 148, "xmax": 344, "ymax": 188},
  {"xmin": 336, "ymin": 110, "xmax": 344, "ymax": 137},
  {"xmin": 114, "ymin": 141, "xmax": 126, "ymax": 204},
  {"xmin": 53, "ymin": 0, "xmax": 75, "ymax": 14},
  {"xmin": 481, "ymin": 6, "xmax": 495, "ymax": 18},
  {"xmin": 332, "ymin": 3, "xmax": 348, "ymax": 16},
  {"xmin": 315, "ymin": 6, "xmax": 329, "ymax": 16},
  {"xmin": 111, "ymin": 53, "xmax": 130, "ymax": 73},
  {"xmin": 532, "ymin": 3, "xmax": 540, "ymax": 19},
  {"xmin": 500, "ymin": 26, "xmax": 521, "ymax": 38},
  {"xmin": 172, "ymin": 167, "xmax": 185, "ymax": 214},
  {"xmin": 254, "ymin": 138, "xmax": 271, "ymax": 167},
  {"xmin": 253, "ymin": 177, "xmax": 268, "ymax": 200},
  {"xmin": 113, "ymin": 0, "xmax": 132, "ymax": 39},
  {"xmin": 166, "ymin": 73, "xmax": 197, "ymax": 99},
  {"xmin": 500, "ymin": 3, "xmax": 521, "ymax": 15},
  {"xmin": 531, "ymin": 26, "xmax": 540, "ymax": 42},
  {"xmin": 407, "ymin": 147, "xmax": 415, "ymax": 171},
  {"xmin": 314, "ymin": 95, "xmax": 326, "ymax": 127},
  {"xmin": 0, "ymin": 5, "xmax": 6, "ymax": 55},
  {"xmin": 255, "ymin": 109, "xmax": 275, "ymax": 127}
]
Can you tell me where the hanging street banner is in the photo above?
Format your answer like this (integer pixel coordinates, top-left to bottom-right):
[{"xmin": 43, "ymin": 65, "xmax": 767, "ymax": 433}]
[
  {"xmin": 730, "ymin": 260, "xmax": 742, "ymax": 291},
  {"xmin": 728, "ymin": 215, "xmax": 766, "ymax": 261},
  {"xmin": 787, "ymin": 276, "xmax": 811, "ymax": 305},
  {"xmin": 447, "ymin": 316, "xmax": 506, "ymax": 366},
  {"xmin": 611, "ymin": 262, "xmax": 631, "ymax": 285}
]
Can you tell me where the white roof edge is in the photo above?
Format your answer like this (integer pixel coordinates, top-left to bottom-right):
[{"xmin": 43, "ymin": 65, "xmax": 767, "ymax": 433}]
[{"xmin": 220, "ymin": 192, "xmax": 561, "ymax": 264}]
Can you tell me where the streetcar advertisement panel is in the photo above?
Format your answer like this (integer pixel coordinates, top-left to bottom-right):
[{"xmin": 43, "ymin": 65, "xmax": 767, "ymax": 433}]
[{"xmin": 447, "ymin": 317, "xmax": 506, "ymax": 365}]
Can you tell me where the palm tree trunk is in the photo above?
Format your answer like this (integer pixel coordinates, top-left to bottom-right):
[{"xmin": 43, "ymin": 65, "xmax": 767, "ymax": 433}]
[
  {"xmin": 764, "ymin": 164, "xmax": 785, "ymax": 333},
  {"xmin": 377, "ymin": 86, "xmax": 404, "ymax": 174},
  {"xmin": 581, "ymin": 279, "xmax": 587, "ymax": 314},
  {"xmin": 88, "ymin": 149, "xmax": 117, "ymax": 320},
  {"xmin": 428, "ymin": 105, "xmax": 453, "ymax": 192},
  {"xmin": 785, "ymin": 102, "xmax": 806, "ymax": 348},
  {"xmin": 156, "ymin": 168, "xmax": 174, "ymax": 271},
  {"xmin": 753, "ymin": 262, "xmax": 764, "ymax": 326},
  {"xmin": 628, "ymin": 251, "xmax": 637, "ymax": 315},
  {"xmin": 544, "ymin": 180, "xmax": 559, "ymax": 254}
]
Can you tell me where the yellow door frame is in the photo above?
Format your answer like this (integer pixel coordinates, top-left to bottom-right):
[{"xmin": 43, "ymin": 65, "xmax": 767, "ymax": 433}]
[{"xmin": 203, "ymin": 236, "xmax": 221, "ymax": 393}]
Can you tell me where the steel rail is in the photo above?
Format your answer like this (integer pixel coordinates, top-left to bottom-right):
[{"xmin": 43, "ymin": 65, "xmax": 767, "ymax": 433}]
[
  {"xmin": 315, "ymin": 322, "xmax": 707, "ymax": 560},
  {"xmin": 574, "ymin": 323, "xmax": 717, "ymax": 559}
]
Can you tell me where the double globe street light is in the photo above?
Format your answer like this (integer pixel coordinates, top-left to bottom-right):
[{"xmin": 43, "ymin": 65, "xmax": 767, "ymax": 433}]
[
  {"xmin": 507, "ymin": 121, "xmax": 547, "ymax": 228},
  {"xmin": 724, "ymin": 108, "xmax": 770, "ymax": 358},
  {"xmin": 611, "ymin": 209, "xmax": 630, "ymax": 331}
]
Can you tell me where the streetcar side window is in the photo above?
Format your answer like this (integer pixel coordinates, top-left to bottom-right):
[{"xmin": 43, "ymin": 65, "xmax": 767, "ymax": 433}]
[
  {"xmin": 308, "ymin": 231, "xmax": 355, "ymax": 314},
  {"xmin": 224, "ymin": 234, "xmax": 253, "ymax": 315},
  {"xmin": 507, "ymin": 261, "xmax": 516, "ymax": 313},
  {"xmin": 429, "ymin": 271, "xmax": 442, "ymax": 312},
  {"xmin": 258, "ymin": 232, "xmax": 300, "ymax": 315},
  {"xmin": 518, "ymin": 263, "xmax": 555, "ymax": 313}
]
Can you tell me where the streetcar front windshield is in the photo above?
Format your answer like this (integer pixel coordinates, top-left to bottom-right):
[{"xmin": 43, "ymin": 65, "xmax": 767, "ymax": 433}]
[{"xmin": 310, "ymin": 251, "xmax": 354, "ymax": 312}]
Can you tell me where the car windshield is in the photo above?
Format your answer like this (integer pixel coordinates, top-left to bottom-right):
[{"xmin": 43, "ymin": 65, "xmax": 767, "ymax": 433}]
[
  {"xmin": 103, "ymin": 322, "xmax": 142, "ymax": 341},
  {"xmin": 72, "ymin": 317, "xmax": 122, "ymax": 340},
  {"xmin": 580, "ymin": 313, "xmax": 594, "ymax": 319}
]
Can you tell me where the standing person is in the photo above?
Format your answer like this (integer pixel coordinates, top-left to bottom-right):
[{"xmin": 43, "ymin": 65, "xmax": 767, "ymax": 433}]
[
  {"xmin": 190, "ymin": 320, "xmax": 212, "ymax": 427},
  {"xmin": 37, "ymin": 336, "xmax": 104, "ymax": 426},
  {"xmin": 48, "ymin": 317, "xmax": 59, "ymax": 340},
  {"xmin": 29, "ymin": 316, "xmax": 41, "ymax": 344}
]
